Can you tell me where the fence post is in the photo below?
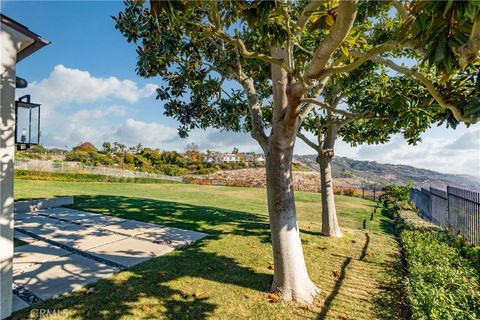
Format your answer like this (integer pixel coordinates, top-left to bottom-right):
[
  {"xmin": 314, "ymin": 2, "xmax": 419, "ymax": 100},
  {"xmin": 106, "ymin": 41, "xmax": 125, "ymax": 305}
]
[
  {"xmin": 373, "ymin": 186, "xmax": 376, "ymax": 201},
  {"xmin": 362, "ymin": 188, "xmax": 365, "ymax": 199}
]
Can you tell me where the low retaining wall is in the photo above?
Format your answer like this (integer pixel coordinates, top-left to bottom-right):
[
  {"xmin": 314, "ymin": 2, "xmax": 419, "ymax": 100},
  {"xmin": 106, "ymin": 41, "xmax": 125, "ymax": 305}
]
[{"xmin": 14, "ymin": 196, "xmax": 74, "ymax": 212}]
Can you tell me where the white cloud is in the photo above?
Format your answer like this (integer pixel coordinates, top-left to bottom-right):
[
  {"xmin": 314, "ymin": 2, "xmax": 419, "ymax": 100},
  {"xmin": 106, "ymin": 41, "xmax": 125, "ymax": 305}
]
[
  {"xmin": 112, "ymin": 119, "xmax": 178, "ymax": 147},
  {"xmin": 42, "ymin": 117, "xmax": 178, "ymax": 149},
  {"xmin": 354, "ymin": 134, "xmax": 480, "ymax": 177},
  {"xmin": 445, "ymin": 129, "xmax": 480, "ymax": 150},
  {"xmin": 27, "ymin": 64, "xmax": 156, "ymax": 106},
  {"xmin": 71, "ymin": 104, "xmax": 127, "ymax": 121}
]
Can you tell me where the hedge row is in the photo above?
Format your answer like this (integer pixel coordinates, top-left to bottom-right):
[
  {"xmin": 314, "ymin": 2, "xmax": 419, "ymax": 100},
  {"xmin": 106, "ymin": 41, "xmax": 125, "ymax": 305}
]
[
  {"xmin": 14, "ymin": 170, "xmax": 181, "ymax": 184},
  {"xmin": 396, "ymin": 210, "xmax": 480, "ymax": 319}
]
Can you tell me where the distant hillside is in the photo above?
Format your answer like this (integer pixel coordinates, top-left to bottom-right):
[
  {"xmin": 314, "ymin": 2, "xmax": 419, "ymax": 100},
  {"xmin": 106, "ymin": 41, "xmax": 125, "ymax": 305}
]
[{"xmin": 295, "ymin": 155, "xmax": 480, "ymax": 191}]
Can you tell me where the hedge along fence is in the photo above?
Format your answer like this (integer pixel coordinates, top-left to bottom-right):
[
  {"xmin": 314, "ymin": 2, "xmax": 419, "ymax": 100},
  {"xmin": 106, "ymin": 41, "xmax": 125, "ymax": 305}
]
[
  {"xmin": 14, "ymin": 170, "xmax": 182, "ymax": 184},
  {"xmin": 396, "ymin": 210, "xmax": 480, "ymax": 319}
]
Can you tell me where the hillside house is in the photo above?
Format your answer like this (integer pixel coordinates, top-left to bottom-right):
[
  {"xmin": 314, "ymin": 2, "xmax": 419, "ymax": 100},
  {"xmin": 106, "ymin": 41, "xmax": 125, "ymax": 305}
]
[{"xmin": 222, "ymin": 153, "xmax": 240, "ymax": 163}]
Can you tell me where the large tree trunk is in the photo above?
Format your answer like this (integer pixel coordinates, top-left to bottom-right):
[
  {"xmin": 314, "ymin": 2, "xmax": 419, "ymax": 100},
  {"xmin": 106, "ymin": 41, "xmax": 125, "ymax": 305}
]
[
  {"xmin": 318, "ymin": 123, "xmax": 342, "ymax": 237},
  {"xmin": 318, "ymin": 152, "xmax": 342, "ymax": 237},
  {"xmin": 265, "ymin": 135, "xmax": 319, "ymax": 304}
]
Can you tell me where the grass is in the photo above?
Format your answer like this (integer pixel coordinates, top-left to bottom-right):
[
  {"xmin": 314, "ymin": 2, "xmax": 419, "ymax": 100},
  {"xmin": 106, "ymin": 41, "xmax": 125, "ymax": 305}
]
[
  {"xmin": 14, "ymin": 238, "xmax": 28, "ymax": 247},
  {"xmin": 13, "ymin": 180, "xmax": 402, "ymax": 320}
]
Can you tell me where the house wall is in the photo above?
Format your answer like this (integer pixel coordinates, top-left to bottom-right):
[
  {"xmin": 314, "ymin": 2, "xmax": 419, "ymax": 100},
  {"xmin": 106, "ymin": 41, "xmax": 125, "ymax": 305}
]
[{"xmin": 0, "ymin": 25, "xmax": 31, "ymax": 320}]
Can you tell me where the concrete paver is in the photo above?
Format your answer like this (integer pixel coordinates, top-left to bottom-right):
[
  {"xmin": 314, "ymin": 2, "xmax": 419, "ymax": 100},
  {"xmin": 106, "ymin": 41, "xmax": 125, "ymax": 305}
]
[
  {"xmin": 14, "ymin": 254, "xmax": 119, "ymax": 301},
  {"xmin": 87, "ymin": 238, "xmax": 174, "ymax": 267},
  {"xmin": 12, "ymin": 295, "xmax": 30, "ymax": 313},
  {"xmin": 137, "ymin": 227, "xmax": 208, "ymax": 248},
  {"xmin": 102, "ymin": 220, "xmax": 164, "ymax": 236},
  {"xmin": 37, "ymin": 228, "xmax": 127, "ymax": 251},
  {"xmin": 12, "ymin": 207, "xmax": 208, "ymax": 312},
  {"xmin": 46, "ymin": 208, "xmax": 126, "ymax": 227},
  {"xmin": 14, "ymin": 241, "xmax": 71, "ymax": 274},
  {"xmin": 14, "ymin": 230, "xmax": 39, "ymax": 245}
]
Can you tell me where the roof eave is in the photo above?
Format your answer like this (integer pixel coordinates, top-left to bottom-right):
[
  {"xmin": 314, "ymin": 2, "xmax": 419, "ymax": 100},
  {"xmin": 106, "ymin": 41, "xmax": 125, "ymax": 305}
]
[{"xmin": 1, "ymin": 14, "xmax": 50, "ymax": 62}]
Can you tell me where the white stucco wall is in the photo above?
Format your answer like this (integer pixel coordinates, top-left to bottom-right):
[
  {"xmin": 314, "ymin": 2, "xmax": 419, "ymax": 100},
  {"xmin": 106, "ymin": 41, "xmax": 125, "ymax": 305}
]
[{"xmin": 0, "ymin": 25, "xmax": 33, "ymax": 320}]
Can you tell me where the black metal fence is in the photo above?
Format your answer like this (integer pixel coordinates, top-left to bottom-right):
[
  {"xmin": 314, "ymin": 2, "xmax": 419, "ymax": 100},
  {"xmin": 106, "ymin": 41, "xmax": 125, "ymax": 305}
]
[{"xmin": 410, "ymin": 186, "xmax": 480, "ymax": 246}]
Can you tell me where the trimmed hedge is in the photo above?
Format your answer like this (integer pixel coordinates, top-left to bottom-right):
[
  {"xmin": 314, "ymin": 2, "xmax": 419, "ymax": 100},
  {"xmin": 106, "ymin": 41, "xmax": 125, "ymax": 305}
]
[
  {"xmin": 396, "ymin": 210, "xmax": 480, "ymax": 319},
  {"xmin": 14, "ymin": 170, "xmax": 181, "ymax": 184}
]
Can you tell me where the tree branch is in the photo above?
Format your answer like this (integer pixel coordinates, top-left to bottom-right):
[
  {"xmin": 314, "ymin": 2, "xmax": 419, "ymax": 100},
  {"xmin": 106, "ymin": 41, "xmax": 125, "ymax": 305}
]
[
  {"xmin": 298, "ymin": 77, "xmax": 330, "ymax": 119},
  {"xmin": 322, "ymin": 41, "xmax": 415, "ymax": 77},
  {"xmin": 391, "ymin": 0, "xmax": 410, "ymax": 19},
  {"xmin": 372, "ymin": 55, "xmax": 472, "ymax": 123},
  {"xmin": 331, "ymin": 113, "xmax": 388, "ymax": 127},
  {"xmin": 297, "ymin": 130, "xmax": 319, "ymax": 151},
  {"xmin": 212, "ymin": 28, "xmax": 294, "ymax": 74},
  {"xmin": 304, "ymin": 0, "xmax": 358, "ymax": 81},
  {"xmin": 301, "ymin": 98, "xmax": 360, "ymax": 118},
  {"xmin": 457, "ymin": 14, "xmax": 480, "ymax": 67},
  {"xmin": 233, "ymin": 49, "xmax": 268, "ymax": 149},
  {"xmin": 295, "ymin": 0, "xmax": 325, "ymax": 36},
  {"xmin": 185, "ymin": 20, "xmax": 294, "ymax": 74}
]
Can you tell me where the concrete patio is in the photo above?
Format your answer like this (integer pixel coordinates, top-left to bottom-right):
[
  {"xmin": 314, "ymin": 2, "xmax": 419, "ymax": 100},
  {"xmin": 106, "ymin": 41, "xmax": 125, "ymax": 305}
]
[{"xmin": 12, "ymin": 206, "xmax": 207, "ymax": 312}]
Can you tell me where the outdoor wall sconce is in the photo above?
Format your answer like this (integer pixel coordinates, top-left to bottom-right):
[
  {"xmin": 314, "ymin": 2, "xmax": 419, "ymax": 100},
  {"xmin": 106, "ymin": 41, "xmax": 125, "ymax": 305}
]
[{"xmin": 15, "ymin": 94, "xmax": 41, "ymax": 150}]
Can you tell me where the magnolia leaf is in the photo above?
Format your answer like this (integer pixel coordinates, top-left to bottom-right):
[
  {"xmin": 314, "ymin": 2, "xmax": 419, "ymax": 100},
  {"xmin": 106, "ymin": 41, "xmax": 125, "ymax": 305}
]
[
  {"xmin": 326, "ymin": 14, "xmax": 335, "ymax": 27},
  {"xmin": 268, "ymin": 293, "xmax": 281, "ymax": 302}
]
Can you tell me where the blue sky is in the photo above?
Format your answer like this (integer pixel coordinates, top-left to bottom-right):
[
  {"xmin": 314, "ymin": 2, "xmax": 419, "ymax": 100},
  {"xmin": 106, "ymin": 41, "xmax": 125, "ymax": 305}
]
[{"xmin": 2, "ymin": 1, "xmax": 479, "ymax": 176}]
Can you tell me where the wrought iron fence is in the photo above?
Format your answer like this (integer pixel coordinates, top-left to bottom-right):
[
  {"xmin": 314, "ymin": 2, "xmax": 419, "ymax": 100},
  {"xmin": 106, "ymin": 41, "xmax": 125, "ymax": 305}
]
[{"xmin": 411, "ymin": 186, "xmax": 480, "ymax": 246}]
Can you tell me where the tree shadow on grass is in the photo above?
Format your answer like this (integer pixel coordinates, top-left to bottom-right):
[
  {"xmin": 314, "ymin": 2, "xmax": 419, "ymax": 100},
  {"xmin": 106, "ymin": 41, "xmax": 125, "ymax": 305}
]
[
  {"xmin": 11, "ymin": 195, "xmax": 273, "ymax": 319},
  {"xmin": 68, "ymin": 194, "xmax": 272, "ymax": 242},
  {"xmin": 317, "ymin": 256, "xmax": 352, "ymax": 320},
  {"xmin": 316, "ymin": 233, "xmax": 370, "ymax": 319},
  {"xmin": 371, "ymin": 215, "xmax": 410, "ymax": 320},
  {"xmin": 12, "ymin": 246, "xmax": 273, "ymax": 320}
]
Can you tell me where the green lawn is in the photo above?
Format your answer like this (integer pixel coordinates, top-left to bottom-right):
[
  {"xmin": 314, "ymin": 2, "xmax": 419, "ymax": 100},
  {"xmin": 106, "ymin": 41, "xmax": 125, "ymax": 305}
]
[
  {"xmin": 14, "ymin": 238, "xmax": 28, "ymax": 247},
  {"xmin": 13, "ymin": 180, "xmax": 402, "ymax": 320}
]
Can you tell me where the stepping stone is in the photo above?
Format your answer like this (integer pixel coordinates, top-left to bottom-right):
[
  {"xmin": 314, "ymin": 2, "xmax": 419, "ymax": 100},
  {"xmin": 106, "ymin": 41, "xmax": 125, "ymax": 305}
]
[
  {"xmin": 13, "ymin": 254, "xmax": 119, "ymax": 301},
  {"xmin": 137, "ymin": 227, "xmax": 207, "ymax": 248},
  {"xmin": 102, "ymin": 220, "xmax": 163, "ymax": 236},
  {"xmin": 12, "ymin": 295, "xmax": 30, "ymax": 312},
  {"xmin": 86, "ymin": 238, "xmax": 174, "ymax": 267},
  {"xmin": 14, "ymin": 241, "xmax": 71, "ymax": 274},
  {"xmin": 14, "ymin": 211, "xmax": 39, "ymax": 220},
  {"xmin": 16, "ymin": 218, "xmax": 87, "ymax": 241},
  {"xmin": 14, "ymin": 230, "xmax": 39, "ymax": 244},
  {"xmin": 46, "ymin": 208, "xmax": 125, "ymax": 227},
  {"xmin": 14, "ymin": 214, "xmax": 62, "ymax": 229},
  {"xmin": 37, "ymin": 228, "xmax": 127, "ymax": 251}
]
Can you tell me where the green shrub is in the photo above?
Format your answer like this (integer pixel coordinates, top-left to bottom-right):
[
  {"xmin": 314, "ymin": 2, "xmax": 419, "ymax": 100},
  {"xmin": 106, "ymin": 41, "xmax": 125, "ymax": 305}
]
[
  {"xmin": 14, "ymin": 170, "xmax": 180, "ymax": 184},
  {"xmin": 65, "ymin": 150, "xmax": 90, "ymax": 162},
  {"xmin": 396, "ymin": 210, "xmax": 480, "ymax": 319},
  {"xmin": 380, "ymin": 183, "xmax": 415, "ymax": 218},
  {"xmin": 158, "ymin": 164, "xmax": 189, "ymax": 176}
]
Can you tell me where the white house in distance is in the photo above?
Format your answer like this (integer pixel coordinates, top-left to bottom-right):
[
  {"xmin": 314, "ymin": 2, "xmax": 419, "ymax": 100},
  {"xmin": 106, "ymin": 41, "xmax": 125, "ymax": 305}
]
[
  {"xmin": 221, "ymin": 153, "xmax": 240, "ymax": 163},
  {"xmin": 0, "ymin": 14, "xmax": 49, "ymax": 319},
  {"xmin": 203, "ymin": 151, "xmax": 265, "ymax": 165}
]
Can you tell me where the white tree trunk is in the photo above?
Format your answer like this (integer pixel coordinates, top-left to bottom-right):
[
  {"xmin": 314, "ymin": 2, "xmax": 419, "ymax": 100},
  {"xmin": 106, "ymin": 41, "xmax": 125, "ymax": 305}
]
[
  {"xmin": 265, "ymin": 137, "xmax": 319, "ymax": 304},
  {"xmin": 319, "ymin": 154, "xmax": 342, "ymax": 237}
]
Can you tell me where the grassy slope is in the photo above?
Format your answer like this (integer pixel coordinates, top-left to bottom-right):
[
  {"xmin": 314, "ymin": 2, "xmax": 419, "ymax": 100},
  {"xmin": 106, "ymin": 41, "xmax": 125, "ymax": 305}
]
[{"xmin": 13, "ymin": 180, "xmax": 401, "ymax": 320}]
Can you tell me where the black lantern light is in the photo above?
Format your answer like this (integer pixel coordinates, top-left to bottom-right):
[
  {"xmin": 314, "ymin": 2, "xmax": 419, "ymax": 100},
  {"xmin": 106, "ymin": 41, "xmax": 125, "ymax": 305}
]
[{"xmin": 15, "ymin": 94, "xmax": 41, "ymax": 150}]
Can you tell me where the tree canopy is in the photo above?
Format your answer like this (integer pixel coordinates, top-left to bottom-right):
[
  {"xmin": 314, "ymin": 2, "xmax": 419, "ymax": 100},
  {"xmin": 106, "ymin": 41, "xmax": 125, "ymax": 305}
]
[
  {"xmin": 115, "ymin": 0, "xmax": 479, "ymax": 145},
  {"xmin": 114, "ymin": 0, "xmax": 480, "ymax": 303}
]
